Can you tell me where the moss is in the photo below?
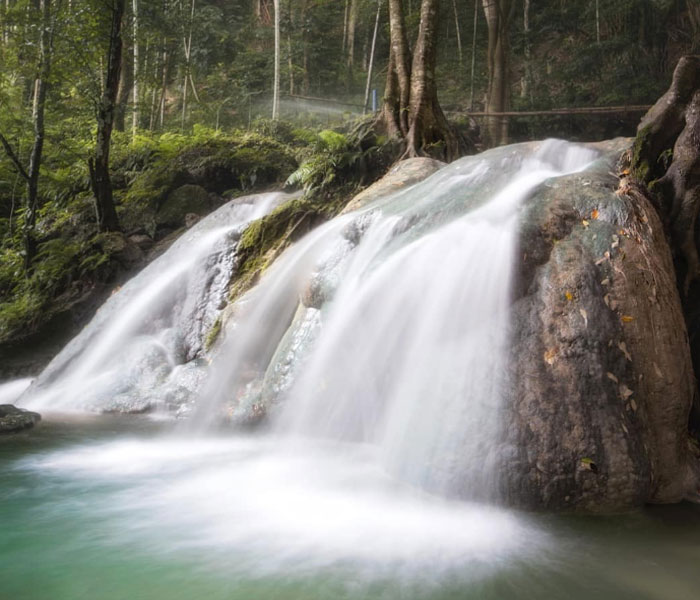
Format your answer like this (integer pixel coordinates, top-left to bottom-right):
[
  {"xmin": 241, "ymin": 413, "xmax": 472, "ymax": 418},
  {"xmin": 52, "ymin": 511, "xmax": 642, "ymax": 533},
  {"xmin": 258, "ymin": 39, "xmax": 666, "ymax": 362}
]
[
  {"xmin": 118, "ymin": 132, "xmax": 297, "ymax": 235},
  {"xmin": 630, "ymin": 124, "xmax": 653, "ymax": 183},
  {"xmin": 0, "ymin": 290, "xmax": 45, "ymax": 340},
  {"xmin": 204, "ymin": 317, "xmax": 222, "ymax": 351},
  {"xmin": 229, "ymin": 184, "xmax": 358, "ymax": 303}
]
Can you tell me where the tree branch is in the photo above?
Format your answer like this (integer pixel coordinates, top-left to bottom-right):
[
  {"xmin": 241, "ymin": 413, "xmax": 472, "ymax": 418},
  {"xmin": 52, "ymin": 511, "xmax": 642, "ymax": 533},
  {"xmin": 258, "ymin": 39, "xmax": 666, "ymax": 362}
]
[{"xmin": 0, "ymin": 133, "xmax": 30, "ymax": 182}]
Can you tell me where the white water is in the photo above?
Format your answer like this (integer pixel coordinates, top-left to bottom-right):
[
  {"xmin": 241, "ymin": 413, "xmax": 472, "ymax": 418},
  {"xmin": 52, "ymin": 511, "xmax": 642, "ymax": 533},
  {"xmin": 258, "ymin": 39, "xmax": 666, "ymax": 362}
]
[
  {"xmin": 16, "ymin": 433, "xmax": 544, "ymax": 580},
  {"xmin": 19, "ymin": 192, "xmax": 290, "ymax": 414},
  {"xmin": 0, "ymin": 378, "xmax": 32, "ymax": 405},
  {"xmin": 197, "ymin": 139, "xmax": 599, "ymax": 498},
  {"xmin": 3, "ymin": 141, "xmax": 605, "ymax": 593}
]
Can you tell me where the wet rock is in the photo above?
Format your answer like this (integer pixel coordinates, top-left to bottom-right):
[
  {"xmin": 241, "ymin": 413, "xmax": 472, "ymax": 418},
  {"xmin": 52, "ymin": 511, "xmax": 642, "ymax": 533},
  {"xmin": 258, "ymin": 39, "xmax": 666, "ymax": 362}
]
[
  {"xmin": 505, "ymin": 139, "xmax": 697, "ymax": 511},
  {"xmin": 0, "ymin": 405, "xmax": 41, "ymax": 433},
  {"xmin": 341, "ymin": 157, "xmax": 445, "ymax": 214},
  {"xmin": 185, "ymin": 213, "xmax": 201, "ymax": 229}
]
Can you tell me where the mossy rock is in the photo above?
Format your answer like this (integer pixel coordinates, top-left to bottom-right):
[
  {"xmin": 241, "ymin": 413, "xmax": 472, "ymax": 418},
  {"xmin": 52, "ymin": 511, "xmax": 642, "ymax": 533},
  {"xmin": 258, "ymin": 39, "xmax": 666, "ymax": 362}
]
[
  {"xmin": 229, "ymin": 186, "xmax": 357, "ymax": 302},
  {"xmin": 156, "ymin": 184, "xmax": 213, "ymax": 229}
]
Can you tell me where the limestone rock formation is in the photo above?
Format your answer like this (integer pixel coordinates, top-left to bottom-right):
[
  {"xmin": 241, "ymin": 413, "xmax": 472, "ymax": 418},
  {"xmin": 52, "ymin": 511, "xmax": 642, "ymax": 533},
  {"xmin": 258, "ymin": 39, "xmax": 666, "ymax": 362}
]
[
  {"xmin": 506, "ymin": 140, "xmax": 697, "ymax": 510},
  {"xmin": 341, "ymin": 157, "xmax": 445, "ymax": 213}
]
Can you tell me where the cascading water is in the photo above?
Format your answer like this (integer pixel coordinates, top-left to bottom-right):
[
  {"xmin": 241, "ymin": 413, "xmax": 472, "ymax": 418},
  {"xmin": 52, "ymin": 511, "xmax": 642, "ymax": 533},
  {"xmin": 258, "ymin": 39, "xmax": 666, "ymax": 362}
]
[
  {"xmin": 198, "ymin": 139, "xmax": 600, "ymax": 499},
  {"xmin": 2, "ymin": 141, "xmax": 636, "ymax": 600},
  {"xmin": 19, "ymin": 192, "xmax": 291, "ymax": 414}
]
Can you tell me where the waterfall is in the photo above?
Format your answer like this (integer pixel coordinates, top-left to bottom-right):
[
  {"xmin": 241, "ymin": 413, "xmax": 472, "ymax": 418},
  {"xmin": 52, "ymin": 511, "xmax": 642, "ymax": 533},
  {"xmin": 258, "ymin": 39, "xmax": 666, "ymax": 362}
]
[
  {"xmin": 18, "ymin": 140, "xmax": 599, "ymax": 499},
  {"xmin": 197, "ymin": 140, "xmax": 599, "ymax": 498},
  {"xmin": 20, "ymin": 192, "xmax": 291, "ymax": 414}
]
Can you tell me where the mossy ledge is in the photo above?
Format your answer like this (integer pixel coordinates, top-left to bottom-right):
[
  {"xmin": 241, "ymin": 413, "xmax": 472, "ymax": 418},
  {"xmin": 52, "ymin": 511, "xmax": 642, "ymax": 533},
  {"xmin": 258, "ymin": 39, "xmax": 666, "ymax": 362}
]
[{"xmin": 228, "ymin": 184, "xmax": 358, "ymax": 302}]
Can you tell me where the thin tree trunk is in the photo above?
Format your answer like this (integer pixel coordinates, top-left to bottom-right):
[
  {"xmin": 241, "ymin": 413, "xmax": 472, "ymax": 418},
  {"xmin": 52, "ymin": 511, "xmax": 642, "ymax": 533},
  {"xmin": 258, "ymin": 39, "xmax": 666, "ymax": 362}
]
[
  {"xmin": 451, "ymin": 0, "xmax": 462, "ymax": 64},
  {"xmin": 387, "ymin": 0, "xmax": 412, "ymax": 135},
  {"xmin": 342, "ymin": 0, "xmax": 349, "ymax": 53},
  {"xmin": 595, "ymin": 0, "xmax": 600, "ymax": 44},
  {"xmin": 272, "ymin": 0, "xmax": 280, "ymax": 119},
  {"xmin": 469, "ymin": 0, "xmax": 477, "ymax": 109},
  {"xmin": 114, "ymin": 30, "xmax": 132, "ymax": 132},
  {"xmin": 0, "ymin": 0, "xmax": 58, "ymax": 268},
  {"xmin": 364, "ymin": 0, "xmax": 382, "ymax": 113},
  {"xmin": 22, "ymin": 0, "xmax": 54, "ymax": 266},
  {"xmin": 346, "ymin": 0, "xmax": 358, "ymax": 86},
  {"xmin": 181, "ymin": 0, "xmax": 196, "ymax": 131},
  {"xmin": 521, "ymin": 0, "xmax": 531, "ymax": 101},
  {"xmin": 89, "ymin": 0, "xmax": 124, "ymax": 233},
  {"xmin": 299, "ymin": 0, "xmax": 310, "ymax": 94},
  {"xmin": 287, "ymin": 0, "xmax": 294, "ymax": 95},
  {"xmin": 132, "ymin": 0, "xmax": 139, "ymax": 136},
  {"xmin": 2, "ymin": 0, "xmax": 10, "ymax": 45}
]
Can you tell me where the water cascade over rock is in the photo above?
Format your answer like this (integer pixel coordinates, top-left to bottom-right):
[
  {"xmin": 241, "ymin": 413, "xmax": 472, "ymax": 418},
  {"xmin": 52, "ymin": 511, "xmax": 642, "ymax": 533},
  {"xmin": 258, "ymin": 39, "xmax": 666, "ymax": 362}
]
[
  {"xmin": 16, "ymin": 139, "xmax": 698, "ymax": 511},
  {"xmin": 21, "ymin": 192, "xmax": 291, "ymax": 414}
]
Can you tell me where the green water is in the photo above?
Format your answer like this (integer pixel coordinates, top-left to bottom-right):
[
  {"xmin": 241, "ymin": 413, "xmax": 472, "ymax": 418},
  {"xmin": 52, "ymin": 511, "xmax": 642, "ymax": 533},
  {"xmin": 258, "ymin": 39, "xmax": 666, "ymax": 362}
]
[{"xmin": 2, "ymin": 417, "xmax": 700, "ymax": 600}]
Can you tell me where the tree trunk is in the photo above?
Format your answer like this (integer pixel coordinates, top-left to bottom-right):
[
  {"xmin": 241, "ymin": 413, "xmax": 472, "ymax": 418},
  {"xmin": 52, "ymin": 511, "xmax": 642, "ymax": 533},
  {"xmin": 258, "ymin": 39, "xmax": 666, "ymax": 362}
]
[
  {"xmin": 286, "ymin": 0, "xmax": 294, "ymax": 95},
  {"xmin": 0, "ymin": 0, "xmax": 57, "ymax": 268},
  {"xmin": 482, "ymin": 0, "xmax": 512, "ymax": 146},
  {"xmin": 387, "ymin": 0, "xmax": 411, "ymax": 135},
  {"xmin": 521, "ymin": 0, "xmax": 531, "ymax": 101},
  {"xmin": 301, "ymin": 0, "xmax": 310, "ymax": 94},
  {"xmin": 180, "ymin": 0, "xmax": 196, "ymax": 131},
  {"xmin": 89, "ymin": 0, "xmax": 124, "ymax": 233},
  {"xmin": 272, "ymin": 0, "xmax": 280, "ymax": 119},
  {"xmin": 469, "ymin": 0, "xmax": 477, "ymax": 109},
  {"xmin": 451, "ymin": 0, "xmax": 462, "ymax": 64},
  {"xmin": 378, "ymin": 0, "xmax": 461, "ymax": 160},
  {"xmin": 405, "ymin": 0, "xmax": 458, "ymax": 159},
  {"xmin": 114, "ymin": 30, "xmax": 132, "ymax": 132},
  {"xmin": 364, "ymin": 0, "xmax": 382, "ymax": 113},
  {"xmin": 346, "ymin": 0, "xmax": 358, "ymax": 88},
  {"xmin": 132, "ymin": 0, "xmax": 139, "ymax": 136}
]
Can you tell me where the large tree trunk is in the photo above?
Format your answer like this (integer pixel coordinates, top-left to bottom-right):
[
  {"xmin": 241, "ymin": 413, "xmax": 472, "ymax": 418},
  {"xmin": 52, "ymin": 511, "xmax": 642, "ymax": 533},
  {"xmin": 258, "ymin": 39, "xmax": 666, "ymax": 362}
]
[
  {"xmin": 405, "ymin": 0, "xmax": 458, "ymax": 159},
  {"xmin": 378, "ymin": 0, "xmax": 461, "ymax": 160},
  {"xmin": 89, "ymin": 0, "xmax": 124, "ymax": 233},
  {"xmin": 482, "ymin": 0, "xmax": 512, "ymax": 146}
]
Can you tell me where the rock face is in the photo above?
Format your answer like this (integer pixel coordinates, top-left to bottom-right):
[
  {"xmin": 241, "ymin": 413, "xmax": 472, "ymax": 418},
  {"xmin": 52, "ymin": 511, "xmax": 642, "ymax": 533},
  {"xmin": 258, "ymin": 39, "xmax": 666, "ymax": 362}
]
[
  {"xmin": 505, "ymin": 140, "xmax": 697, "ymax": 511},
  {"xmin": 341, "ymin": 157, "xmax": 445, "ymax": 213},
  {"xmin": 630, "ymin": 55, "xmax": 700, "ymax": 437},
  {"xmin": 0, "ymin": 405, "xmax": 41, "ymax": 433},
  {"xmin": 156, "ymin": 184, "xmax": 213, "ymax": 229}
]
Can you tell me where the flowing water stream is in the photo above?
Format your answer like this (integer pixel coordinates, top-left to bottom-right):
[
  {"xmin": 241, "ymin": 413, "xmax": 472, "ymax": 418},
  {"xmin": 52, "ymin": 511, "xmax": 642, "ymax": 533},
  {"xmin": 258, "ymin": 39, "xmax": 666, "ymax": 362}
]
[{"xmin": 3, "ymin": 141, "xmax": 700, "ymax": 599}]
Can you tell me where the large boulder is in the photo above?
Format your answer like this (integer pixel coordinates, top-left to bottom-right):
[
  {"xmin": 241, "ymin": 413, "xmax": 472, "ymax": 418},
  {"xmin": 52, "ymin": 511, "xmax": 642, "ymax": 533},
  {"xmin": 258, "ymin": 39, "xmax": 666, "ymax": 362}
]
[
  {"xmin": 0, "ymin": 405, "xmax": 41, "ymax": 433},
  {"xmin": 629, "ymin": 55, "xmax": 700, "ymax": 437},
  {"xmin": 504, "ymin": 140, "xmax": 697, "ymax": 511},
  {"xmin": 156, "ymin": 184, "xmax": 214, "ymax": 230},
  {"xmin": 341, "ymin": 157, "xmax": 445, "ymax": 214}
]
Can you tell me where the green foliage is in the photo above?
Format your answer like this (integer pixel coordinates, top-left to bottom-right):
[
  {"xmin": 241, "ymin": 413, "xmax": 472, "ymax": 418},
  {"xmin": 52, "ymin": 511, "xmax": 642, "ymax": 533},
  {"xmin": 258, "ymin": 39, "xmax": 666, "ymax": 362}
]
[{"xmin": 285, "ymin": 129, "xmax": 365, "ymax": 193}]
